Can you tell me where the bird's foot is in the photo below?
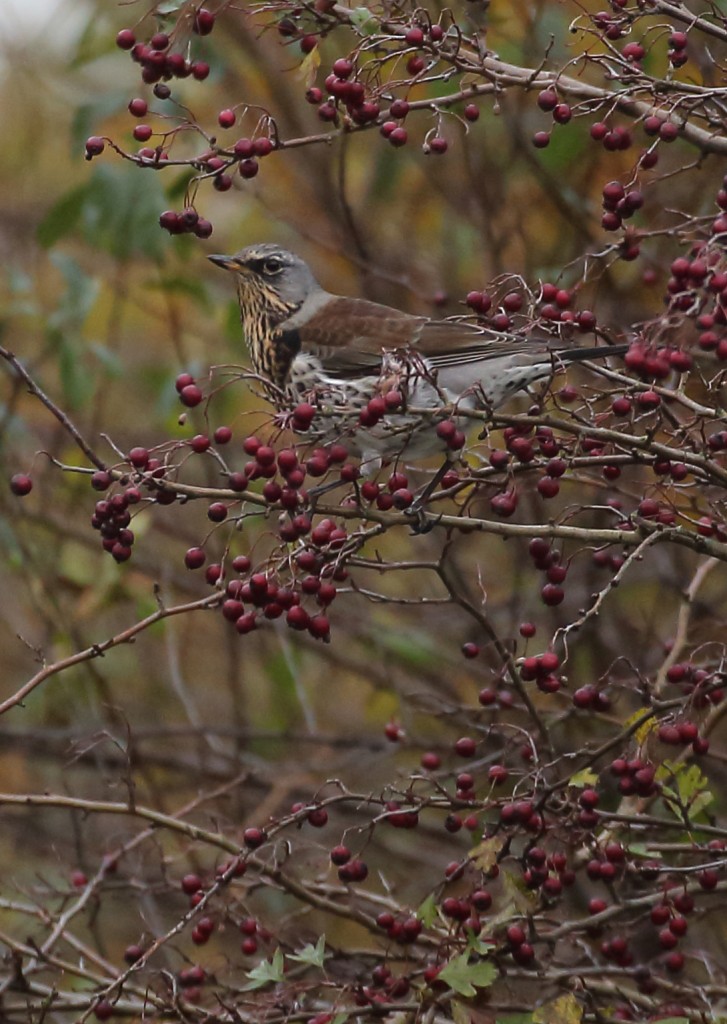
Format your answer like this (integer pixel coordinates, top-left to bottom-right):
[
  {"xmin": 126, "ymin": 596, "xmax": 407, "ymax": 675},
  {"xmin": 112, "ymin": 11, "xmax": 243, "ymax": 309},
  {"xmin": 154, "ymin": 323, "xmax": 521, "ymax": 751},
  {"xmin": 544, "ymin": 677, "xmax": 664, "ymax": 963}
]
[
  {"xmin": 305, "ymin": 478, "xmax": 345, "ymax": 512},
  {"xmin": 403, "ymin": 500, "xmax": 439, "ymax": 535}
]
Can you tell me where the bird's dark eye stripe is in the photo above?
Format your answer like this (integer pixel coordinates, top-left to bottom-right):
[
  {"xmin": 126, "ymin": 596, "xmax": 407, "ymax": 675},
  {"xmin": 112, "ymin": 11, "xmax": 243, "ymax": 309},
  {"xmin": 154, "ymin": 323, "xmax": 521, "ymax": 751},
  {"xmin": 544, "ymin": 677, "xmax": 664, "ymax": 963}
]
[{"xmin": 249, "ymin": 256, "xmax": 284, "ymax": 275}]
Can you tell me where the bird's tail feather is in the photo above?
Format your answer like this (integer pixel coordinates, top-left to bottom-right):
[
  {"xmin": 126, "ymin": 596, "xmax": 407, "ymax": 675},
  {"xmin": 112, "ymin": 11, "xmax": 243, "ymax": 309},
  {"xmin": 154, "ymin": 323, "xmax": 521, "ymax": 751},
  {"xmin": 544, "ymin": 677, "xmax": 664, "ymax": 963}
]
[{"xmin": 559, "ymin": 343, "xmax": 630, "ymax": 362}]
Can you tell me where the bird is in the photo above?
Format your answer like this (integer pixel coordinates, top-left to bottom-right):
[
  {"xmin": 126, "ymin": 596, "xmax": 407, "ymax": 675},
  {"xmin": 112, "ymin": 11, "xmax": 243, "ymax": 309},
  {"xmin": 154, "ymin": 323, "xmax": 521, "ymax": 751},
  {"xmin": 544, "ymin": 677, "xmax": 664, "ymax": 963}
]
[{"xmin": 209, "ymin": 243, "xmax": 628, "ymax": 466}]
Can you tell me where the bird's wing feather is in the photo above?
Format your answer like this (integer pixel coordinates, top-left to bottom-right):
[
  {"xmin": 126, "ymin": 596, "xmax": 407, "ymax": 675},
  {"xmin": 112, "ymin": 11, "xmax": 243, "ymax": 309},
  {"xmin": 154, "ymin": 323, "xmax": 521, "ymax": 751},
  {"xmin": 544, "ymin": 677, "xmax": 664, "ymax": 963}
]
[{"xmin": 291, "ymin": 297, "xmax": 540, "ymax": 377}]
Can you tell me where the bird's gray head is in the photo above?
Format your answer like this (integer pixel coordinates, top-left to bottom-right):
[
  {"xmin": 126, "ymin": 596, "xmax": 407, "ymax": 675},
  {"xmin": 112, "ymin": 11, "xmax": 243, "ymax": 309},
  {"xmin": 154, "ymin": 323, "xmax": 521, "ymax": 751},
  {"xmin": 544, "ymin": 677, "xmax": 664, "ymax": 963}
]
[{"xmin": 208, "ymin": 243, "xmax": 322, "ymax": 316}]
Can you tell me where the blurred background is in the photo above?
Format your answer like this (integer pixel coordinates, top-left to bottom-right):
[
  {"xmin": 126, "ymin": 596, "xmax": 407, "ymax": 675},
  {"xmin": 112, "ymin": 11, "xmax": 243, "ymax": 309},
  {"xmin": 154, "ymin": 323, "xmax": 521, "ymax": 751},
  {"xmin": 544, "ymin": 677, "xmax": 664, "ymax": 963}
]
[{"xmin": 1, "ymin": 0, "xmax": 726, "ymax": 1000}]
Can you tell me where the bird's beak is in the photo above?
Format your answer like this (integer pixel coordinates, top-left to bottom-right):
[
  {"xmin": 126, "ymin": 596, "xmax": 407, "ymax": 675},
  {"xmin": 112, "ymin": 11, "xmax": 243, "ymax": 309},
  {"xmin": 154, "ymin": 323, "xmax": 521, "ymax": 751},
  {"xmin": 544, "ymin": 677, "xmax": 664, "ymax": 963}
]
[{"xmin": 208, "ymin": 254, "xmax": 241, "ymax": 271}]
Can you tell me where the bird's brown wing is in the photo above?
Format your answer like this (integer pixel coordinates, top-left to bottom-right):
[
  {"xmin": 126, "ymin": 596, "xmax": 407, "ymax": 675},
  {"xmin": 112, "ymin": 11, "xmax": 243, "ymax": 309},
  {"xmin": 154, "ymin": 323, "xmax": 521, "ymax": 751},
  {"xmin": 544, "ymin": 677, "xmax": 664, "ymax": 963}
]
[{"xmin": 293, "ymin": 297, "xmax": 537, "ymax": 378}]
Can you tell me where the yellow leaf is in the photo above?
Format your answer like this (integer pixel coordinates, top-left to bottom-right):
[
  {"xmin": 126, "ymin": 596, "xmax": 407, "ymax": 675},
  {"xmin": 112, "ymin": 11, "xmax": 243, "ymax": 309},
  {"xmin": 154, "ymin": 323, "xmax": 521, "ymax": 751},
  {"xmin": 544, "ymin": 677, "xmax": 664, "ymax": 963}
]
[
  {"xmin": 569, "ymin": 768, "xmax": 598, "ymax": 788},
  {"xmin": 452, "ymin": 1001, "xmax": 471, "ymax": 1024},
  {"xmin": 533, "ymin": 993, "xmax": 582, "ymax": 1024},
  {"xmin": 469, "ymin": 835, "xmax": 504, "ymax": 872},
  {"xmin": 501, "ymin": 870, "xmax": 538, "ymax": 914},
  {"xmin": 623, "ymin": 709, "xmax": 656, "ymax": 746},
  {"xmin": 297, "ymin": 47, "xmax": 320, "ymax": 89}
]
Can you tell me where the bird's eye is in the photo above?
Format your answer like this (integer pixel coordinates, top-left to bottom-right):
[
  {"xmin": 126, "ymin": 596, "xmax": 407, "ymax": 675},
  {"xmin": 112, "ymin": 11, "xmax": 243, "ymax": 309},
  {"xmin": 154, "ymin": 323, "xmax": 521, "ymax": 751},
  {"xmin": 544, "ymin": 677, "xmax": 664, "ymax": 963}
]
[{"xmin": 263, "ymin": 257, "xmax": 284, "ymax": 275}]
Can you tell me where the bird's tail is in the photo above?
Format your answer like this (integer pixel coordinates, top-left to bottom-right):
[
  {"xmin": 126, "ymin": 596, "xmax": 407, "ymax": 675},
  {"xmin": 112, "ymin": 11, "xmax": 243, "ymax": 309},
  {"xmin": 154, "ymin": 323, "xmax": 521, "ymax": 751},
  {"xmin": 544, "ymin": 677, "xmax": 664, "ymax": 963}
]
[{"xmin": 558, "ymin": 343, "xmax": 630, "ymax": 362}]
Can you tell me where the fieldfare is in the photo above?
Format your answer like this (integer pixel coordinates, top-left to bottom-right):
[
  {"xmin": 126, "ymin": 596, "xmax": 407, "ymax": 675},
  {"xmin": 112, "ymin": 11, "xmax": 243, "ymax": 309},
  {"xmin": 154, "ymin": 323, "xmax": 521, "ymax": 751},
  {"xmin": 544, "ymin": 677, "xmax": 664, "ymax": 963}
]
[{"xmin": 209, "ymin": 243, "xmax": 627, "ymax": 464}]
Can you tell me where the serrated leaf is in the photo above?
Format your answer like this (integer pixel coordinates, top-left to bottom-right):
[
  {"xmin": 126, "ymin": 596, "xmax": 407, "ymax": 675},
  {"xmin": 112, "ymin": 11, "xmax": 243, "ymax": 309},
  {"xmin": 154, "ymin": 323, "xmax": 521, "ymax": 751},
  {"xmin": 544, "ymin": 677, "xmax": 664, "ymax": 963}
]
[
  {"xmin": 467, "ymin": 936, "xmax": 495, "ymax": 956},
  {"xmin": 288, "ymin": 934, "xmax": 326, "ymax": 967},
  {"xmin": 533, "ymin": 993, "xmax": 582, "ymax": 1024},
  {"xmin": 659, "ymin": 761, "xmax": 713, "ymax": 818},
  {"xmin": 501, "ymin": 869, "xmax": 538, "ymax": 913},
  {"xmin": 689, "ymin": 788, "xmax": 715, "ymax": 818},
  {"xmin": 438, "ymin": 954, "xmax": 496, "ymax": 998},
  {"xmin": 417, "ymin": 893, "xmax": 438, "ymax": 928},
  {"xmin": 675, "ymin": 763, "xmax": 709, "ymax": 803},
  {"xmin": 469, "ymin": 835, "xmax": 503, "ymax": 872},
  {"xmin": 349, "ymin": 7, "xmax": 379, "ymax": 33},
  {"xmin": 242, "ymin": 948, "xmax": 285, "ymax": 990},
  {"xmin": 569, "ymin": 768, "xmax": 598, "ymax": 788}
]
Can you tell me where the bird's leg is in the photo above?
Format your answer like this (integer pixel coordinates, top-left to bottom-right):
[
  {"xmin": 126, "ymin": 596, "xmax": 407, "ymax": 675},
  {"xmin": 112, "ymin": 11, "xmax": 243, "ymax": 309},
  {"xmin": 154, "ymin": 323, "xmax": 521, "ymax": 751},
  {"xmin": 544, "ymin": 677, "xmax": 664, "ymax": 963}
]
[
  {"xmin": 404, "ymin": 457, "xmax": 452, "ymax": 534},
  {"xmin": 305, "ymin": 477, "xmax": 347, "ymax": 511}
]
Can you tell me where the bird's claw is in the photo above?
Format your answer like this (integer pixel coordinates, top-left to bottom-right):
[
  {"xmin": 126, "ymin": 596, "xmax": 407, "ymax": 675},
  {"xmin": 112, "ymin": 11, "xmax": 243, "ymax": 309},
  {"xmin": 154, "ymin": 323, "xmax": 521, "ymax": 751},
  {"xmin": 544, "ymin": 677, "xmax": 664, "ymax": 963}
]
[{"xmin": 404, "ymin": 502, "xmax": 439, "ymax": 535}]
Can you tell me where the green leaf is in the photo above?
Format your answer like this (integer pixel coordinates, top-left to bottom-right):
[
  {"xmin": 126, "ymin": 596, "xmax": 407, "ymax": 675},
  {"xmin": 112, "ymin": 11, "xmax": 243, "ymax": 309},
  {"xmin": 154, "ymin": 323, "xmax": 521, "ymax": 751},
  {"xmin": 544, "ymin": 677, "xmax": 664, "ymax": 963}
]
[
  {"xmin": 242, "ymin": 948, "xmax": 285, "ymax": 990},
  {"xmin": 39, "ymin": 166, "xmax": 169, "ymax": 264},
  {"xmin": 467, "ymin": 936, "xmax": 495, "ymax": 956},
  {"xmin": 438, "ymin": 953, "xmax": 496, "ymax": 998},
  {"xmin": 349, "ymin": 7, "xmax": 379, "ymax": 33},
  {"xmin": 70, "ymin": 93, "xmax": 129, "ymax": 154},
  {"xmin": 689, "ymin": 788, "xmax": 715, "ymax": 819},
  {"xmin": 146, "ymin": 275, "xmax": 212, "ymax": 308},
  {"xmin": 156, "ymin": 1, "xmax": 186, "ymax": 14},
  {"xmin": 288, "ymin": 935, "xmax": 326, "ymax": 968},
  {"xmin": 88, "ymin": 342, "xmax": 124, "ymax": 377},
  {"xmin": 165, "ymin": 170, "xmax": 198, "ymax": 202},
  {"xmin": 676, "ymin": 763, "xmax": 709, "ymax": 804},
  {"xmin": 626, "ymin": 842, "xmax": 657, "ymax": 860},
  {"xmin": 37, "ymin": 184, "xmax": 88, "ymax": 248},
  {"xmin": 417, "ymin": 893, "xmax": 438, "ymax": 928},
  {"xmin": 48, "ymin": 252, "xmax": 100, "ymax": 328},
  {"xmin": 659, "ymin": 761, "xmax": 713, "ymax": 819},
  {"xmin": 6, "ymin": 266, "xmax": 32, "ymax": 294},
  {"xmin": 55, "ymin": 332, "xmax": 94, "ymax": 410},
  {"xmin": 497, "ymin": 1015, "xmax": 535, "ymax": 1024},
  {"xmin": 69, "ymin": 14, "xmax": 116, "ymax": 69}
]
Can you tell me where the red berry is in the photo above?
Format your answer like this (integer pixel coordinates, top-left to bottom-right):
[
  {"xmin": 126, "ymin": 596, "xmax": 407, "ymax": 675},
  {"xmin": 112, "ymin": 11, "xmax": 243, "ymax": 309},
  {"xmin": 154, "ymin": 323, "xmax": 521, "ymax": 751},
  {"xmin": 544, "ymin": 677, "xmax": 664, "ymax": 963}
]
[
  {"xmin": 179, "ymin": 384, "xmax": 203, "ymax": 407},
  {"xmin": 184, "ymin": 547, "xmax": 206, "ymax": 570},
  {"xmin": 116, "ymin": 28, "xmax": 136, "ymax": 49},
  {"xmin": 181, "ymin": 873, "xmax": 203, "ymax": 894},
  {"xmin": 193, "ymin": 9, "xmax": 216, "ymax": 34},
  {"xmin": 405, "ymin": 26, "xmax": 424, "ymax": 45},
  {"xmin": 10, "ymin": 473, "xmax": 32, "ymax": 496},
  {"xmin": 243, "ymin": 827, "xmax": 267, "ymax": 848},
  {"xmin": 133, "ymin": 124, "xmax": 152, "ymax": 142},
  {"xmin": 85, "ymin": 136, "xmax": 105, "ymax": 157},
  {"xmin": 454, "ymin": 737, "xmax": 476, "ymax": 757},
  {"xmin": 537, "ymin": 89, "xmax": 557, "ymax": 111}
]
